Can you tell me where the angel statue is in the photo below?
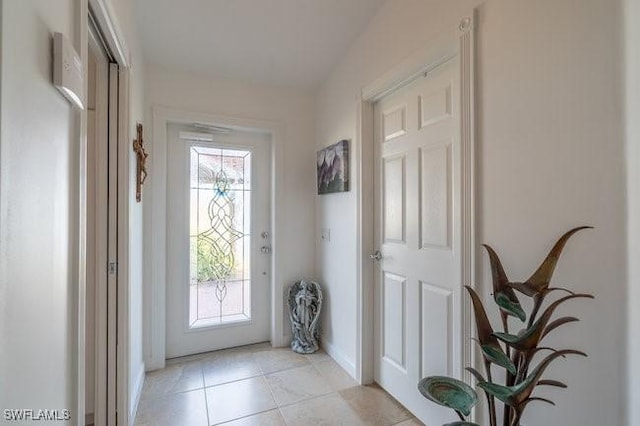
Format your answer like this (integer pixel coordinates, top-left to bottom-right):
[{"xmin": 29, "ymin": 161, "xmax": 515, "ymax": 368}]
[{"xmin": 287, "ymin": 280, "xmax": 323, "ymax": 354}]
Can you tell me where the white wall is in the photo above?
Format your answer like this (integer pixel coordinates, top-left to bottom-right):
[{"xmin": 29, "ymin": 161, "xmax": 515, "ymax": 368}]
[
  {"xmin": 107, "ymin": 0, "xmax": 147, "ymax": 419},
  {"xmin": 625, "ymin": 0, "xmax": 640, "ymax": 424},
  {"xmin": 0, "ymin": 0, "xmax": 146, "ymax": 421},
  {"xmin": 316, "ymin": 0, "xmax": 489, "ymax": 378},
  {"xmin": 477, "ymin": 2, "xmax": 624, "ymax": 424},
  {"xmin": 316, "ymin": 0, "xmax": 626, "ymax": 425},
  {"xmin": 0, "ymin": 0, "xmax": 78, "ymax": 415},
  {"xmin": 143, "ymin": 68, "xmax": 316, "ymax": 365}
]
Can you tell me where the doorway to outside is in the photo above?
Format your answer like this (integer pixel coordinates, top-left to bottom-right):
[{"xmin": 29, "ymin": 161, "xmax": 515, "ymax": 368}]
[{"xmin": 165, "ymin": 123, "xmax": 272, "ymax": 358}]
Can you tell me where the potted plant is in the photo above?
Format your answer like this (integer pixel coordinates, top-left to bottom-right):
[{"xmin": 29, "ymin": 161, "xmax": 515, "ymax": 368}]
[{"xmin": 418, "ymin": 227, "xmax": 593, "ymax": 426}]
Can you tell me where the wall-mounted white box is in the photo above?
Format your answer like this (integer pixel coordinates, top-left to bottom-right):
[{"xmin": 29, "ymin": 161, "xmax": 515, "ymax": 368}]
[{"xmin": 53, "ymin": 32, "xmax": 85, "ymax": 110}]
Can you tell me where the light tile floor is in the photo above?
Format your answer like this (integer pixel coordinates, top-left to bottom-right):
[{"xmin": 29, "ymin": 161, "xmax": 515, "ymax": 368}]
[{"xmin": 135, "ymin": 343, "xmax": 424, "ymax": 425}]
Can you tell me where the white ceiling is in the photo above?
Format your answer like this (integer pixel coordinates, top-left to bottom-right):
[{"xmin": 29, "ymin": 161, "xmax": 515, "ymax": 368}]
[{"xmin": 134, "ymin": 0, "xmax": 386, "ymax": 89}]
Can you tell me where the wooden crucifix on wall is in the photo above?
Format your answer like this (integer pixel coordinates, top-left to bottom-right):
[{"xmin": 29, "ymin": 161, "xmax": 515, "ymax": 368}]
[{"xmin": 133, "ymin": 123, "xmax": 148, "ymax": 202}]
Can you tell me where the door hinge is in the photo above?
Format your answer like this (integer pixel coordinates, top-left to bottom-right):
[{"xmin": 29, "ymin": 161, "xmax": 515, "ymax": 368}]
[{"xmin": 108, "ymin": 261, "xmax": 118, "ymax": 275}]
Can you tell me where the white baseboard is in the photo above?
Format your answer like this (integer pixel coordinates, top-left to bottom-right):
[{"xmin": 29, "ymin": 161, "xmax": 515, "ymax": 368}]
[
  {"xmin": 144, "ymin": 355, "xmax": 164, "ymax": 372},
  {"xmin": 129, "ymin": 366, "xmax": 145, "ymax": 424},
  {"xmin": 282, "ymin": 333, "xmax": 292, "ymax": 347},
  {"xmin": 322, "ymin": 340, "xmax": 357, "ymax": 379}
]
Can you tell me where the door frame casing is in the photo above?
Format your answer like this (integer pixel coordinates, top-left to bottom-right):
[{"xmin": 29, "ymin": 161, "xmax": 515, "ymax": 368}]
[
  {"xmin": 117, "ymin": 65, "xmax": 132, "ymax": 425},
  {"xmin": 78, "ymin": 1, "xmax": 133, "ymax": 425},
  {"xmin": 355, "ymin": 11, "xmax": 477, "ymax": 392},
  {"xmin": 146, "ymin": 107, "xmax": 286, "ymax": 370}
]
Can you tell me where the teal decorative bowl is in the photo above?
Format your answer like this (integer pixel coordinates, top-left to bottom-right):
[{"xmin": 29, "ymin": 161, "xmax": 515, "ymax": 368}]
[{"xmin": 417, "ymin": 376, "xmax": 478, "ymax": 417}]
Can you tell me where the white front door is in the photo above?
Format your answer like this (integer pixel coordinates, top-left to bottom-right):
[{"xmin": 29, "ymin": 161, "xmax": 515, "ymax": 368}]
[
  {"xmin": 166, "ymin": 124, "xmax": 271, "ymax": 358},
  {"xmin": 373, "ymin": 56, "xmax": 463, "ymax": 424}
]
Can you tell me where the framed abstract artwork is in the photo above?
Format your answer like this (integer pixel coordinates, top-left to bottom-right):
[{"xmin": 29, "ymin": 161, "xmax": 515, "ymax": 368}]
[{"xmin": 317, "ymin": 139, "xmax": 349, "ymax": 194}]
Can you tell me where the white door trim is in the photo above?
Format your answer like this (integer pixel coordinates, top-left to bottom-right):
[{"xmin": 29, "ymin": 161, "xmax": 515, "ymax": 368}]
[
  {"xmin": 355, "ymin": 10, "xmax": 477, "ymax": 389},
  {"xmin": 76, "ymin": 4, "xmax": 89, "ymax": 425},
  {"xmin": 88, "ymin": 0, "xmax": 131, "ymax": 68},
  {"xmin": 146, "ymin": 107, "xmax": 286, "ymax": 370},
  {"xmin": 117, "ymin": 66, "xmax": 132, "ymax": 426}
]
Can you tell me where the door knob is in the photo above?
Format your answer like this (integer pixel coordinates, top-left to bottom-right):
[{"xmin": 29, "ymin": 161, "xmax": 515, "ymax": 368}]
[{"xmin": 369, "ymin": 250, "xmax": 383, "ymax": 261}]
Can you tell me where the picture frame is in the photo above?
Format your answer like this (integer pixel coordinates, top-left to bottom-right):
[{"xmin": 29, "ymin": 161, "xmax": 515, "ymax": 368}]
[{"xmin": 317, "ymin": 139, "xmax": 349, "ymax": 194}]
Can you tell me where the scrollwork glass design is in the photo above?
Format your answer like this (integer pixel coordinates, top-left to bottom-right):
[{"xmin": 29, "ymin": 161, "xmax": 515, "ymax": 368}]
[{"xmin": 189, "ymin": 146, "xmax": 252, "ymax": 328}]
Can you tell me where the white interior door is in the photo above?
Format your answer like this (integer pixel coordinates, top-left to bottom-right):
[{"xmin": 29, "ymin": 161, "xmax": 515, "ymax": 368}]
[
  {"xmin": 166, "ymin": 124, "xmax": 271, "ymax": 358},
  {"xmin": 373, "ymin": 56, "xmax": 463, "ymax": 424}
]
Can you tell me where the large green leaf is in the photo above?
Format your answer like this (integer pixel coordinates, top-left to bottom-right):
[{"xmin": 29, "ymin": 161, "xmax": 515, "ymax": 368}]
[
  {"xmin": 482, "ymin": 245, "xmax": 527, "ymax": 320},
  {"xmin": 466, "ymin": 287, "xmax": 514, "ymax": 372},
  {"xmin": 480, "ymin": 345, "xmax": 517, "ymax": 375},
  {"xmin": 495, "ymin": 292, "xmax": 526, "ymax": 322},
  {"xmin": 493, "ymin": 294, "xmax": 593, "ymax": 351},
  {"xmin": 477, "ymin": 349, "xmax": 587, "ymax": 408},
  {"xmin": 476, "ymin": 381, "xmax": 513, "ymax": 404}
]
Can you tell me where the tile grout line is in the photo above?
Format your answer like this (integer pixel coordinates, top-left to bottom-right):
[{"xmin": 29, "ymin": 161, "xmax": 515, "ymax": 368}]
[
  {"xmin": 211, "ymin": 407, "xmax": 280, "ymax": 426},
  {"xmin": 203, "ymin": 371, "xmax": 264, "ymax": 390},
  {"xmin": 261, "ymin": 365, "xmax": 289, "ymax": 425},
  {"xmin": 202, "ymin": 350, "xmax": 311, "ymax": 390},
  {"xmin": 274, "ymin": 390, "xmax": 341, "ymax": 410},
  {"xmin": 204, "ymin": 373, "xmax": 280, "ymax": 425},
  {"xmin": 265, "ymin": 362, "xmax": 337, "ymax": 409},
  {"xmin": 140, "ymin": 347, "xmax": 371, "ymax": 425},
  {"xmin": 201, "ymin": 366, "xmax": 211, "ymax": 426}
]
